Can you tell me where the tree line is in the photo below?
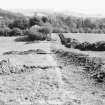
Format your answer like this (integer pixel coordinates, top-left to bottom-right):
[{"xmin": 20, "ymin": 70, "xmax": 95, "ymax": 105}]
[{"xmin": 1, "ymin": 14, "xmax": 105, "ymax": 37}]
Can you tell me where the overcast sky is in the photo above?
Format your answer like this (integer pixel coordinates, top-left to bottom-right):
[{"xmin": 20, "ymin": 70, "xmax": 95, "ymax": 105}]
[{"xmin": 1, "ymin": 0, "xmax": 105, "ymax": 15}]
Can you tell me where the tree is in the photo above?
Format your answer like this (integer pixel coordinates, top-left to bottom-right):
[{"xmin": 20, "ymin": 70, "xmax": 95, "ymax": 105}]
[
  {"xmin": 83, "ymin": 19, "xmax": 95, "ymax": 29},
  {"xmin": 38, "ymin": 26, "xmax": 52, "ymax": 35},
  {"xmin": 41, "ymin": 16, "xmax": 48, "ymax": 23},
  {"xmin": 27, "ymin": 24, "xmax": 52, "ymax": 41},
  {"xmin": 29, "ymin": 16, "xmax": 42, "ymax": 27},
  {"xmin": 8, "ymin": 19, "xmax": 29, "ymax": 29},
  {"xmin": 30, "ymin": 25, "xmax": 41, "ymax": 32},
  {"xmin": 9, "ymin": 28, "xmax": 23, "ymax": 36},
  {"xmin": 3, "ymin": 27, "xmax": 11, "ymax": 36},
  {"xmin": 0, "ymin": 27, "xmax": 11, "ymax": 36}
]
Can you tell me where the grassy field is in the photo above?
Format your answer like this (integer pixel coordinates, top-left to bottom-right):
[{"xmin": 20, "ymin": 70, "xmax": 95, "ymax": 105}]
[
  {"xmin": 63, "ymin": 33, "xmax": 105, "ymax": 43},
  {"xmin": 0, "ymin": 36, "xmax": 63, "ymax": 105},
  {"xmin": 0, "ymin": 37, "xmax": 54, "ymax": 66},
  {"xmin": 52, "ymin": 33, "xmax": 105, "ymax": 59},
  {"xmin": 0, "ymin": 35, "xmax": 105, "ymax": 105},
  {"xmin": 52, "ymin": 33, "xmax": 105, "ymax": 43}
]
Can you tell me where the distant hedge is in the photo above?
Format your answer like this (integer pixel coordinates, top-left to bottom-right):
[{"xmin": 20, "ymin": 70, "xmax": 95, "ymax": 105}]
[
  {"xmin": 75, "ymin": 41, "xmax": 105, "ymax": 51},
  {"xmin": 59, "ymin": 33, "xmax": 105, "ymax": 51}
]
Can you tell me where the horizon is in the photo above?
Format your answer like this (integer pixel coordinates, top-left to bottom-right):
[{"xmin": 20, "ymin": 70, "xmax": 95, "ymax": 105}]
[
  {"xmin": 0, "ymin": 0, "xmax": 105, "ymax": 17},
  {"xmin": 9, "ymin": 8, "xmax": 105, "ymax": 18}
]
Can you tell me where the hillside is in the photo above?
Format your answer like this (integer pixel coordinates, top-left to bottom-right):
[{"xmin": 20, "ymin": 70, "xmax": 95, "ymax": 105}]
[{"xmin": 0, "ymin": 8, "xmax": 26, "ymax": 21}]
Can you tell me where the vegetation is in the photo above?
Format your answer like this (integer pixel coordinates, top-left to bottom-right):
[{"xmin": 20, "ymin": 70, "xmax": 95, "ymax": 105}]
[
  {"xmin": 0, "ymin": 8, "xmax": 25, "ymax": 21},
  {"xmin": 8, "ymin": 19, "xmax": 29, "ymax": 29},
  {"xmin": 59, "ymin": 33, "xmax": 105, "ymax": 51},
  {"xmin": 53, "ymin": 49, "xmax": 105, "ymax": 83},
  {"xmin": 1, "ymin": 10, "xmax": 105, "ymax": 37},
  {"xmin": 0, "ymin": 27, "xmax": 11, "ymax": 36},
  {"xmin": 27, "ymin": 25, "xmax": 52, "ymax": 41},
  {"xmin": 47, "ymin": 15, "xmax": 105, "ymax": 33},
  {"xmin": 9, "ymin": 28, "xmax": 23, "ymax": 36}
]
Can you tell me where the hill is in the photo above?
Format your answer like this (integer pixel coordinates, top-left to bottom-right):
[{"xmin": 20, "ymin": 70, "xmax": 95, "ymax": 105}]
[{"xmin": 0, "ymin": 8, "xmax": 26, "ymax": 21}]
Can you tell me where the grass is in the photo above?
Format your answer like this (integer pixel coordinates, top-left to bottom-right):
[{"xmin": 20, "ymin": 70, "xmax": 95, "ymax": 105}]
[
  {"xmin": 63, "ymin": 33, "xmax": 105, "ymax": 43},
  {"xmin": 52, "ymin": 48, "xmax": 105, "ymax": 83},
  {"xmin": 58, "ymin": 33, "xmax": 105, "ymax": 51},
  {"xmin": 0, "ymin": 36, "xmax": 52, "ymax": 66},
  {"xmin": 0, "ymin": 35, "xmax": 105, "ymax": 105}
]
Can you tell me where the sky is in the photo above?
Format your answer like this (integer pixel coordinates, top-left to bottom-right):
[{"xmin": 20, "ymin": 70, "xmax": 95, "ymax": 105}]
[{"xmin": 1, "ymin": 0, "xmax": 105, "ymax": 16}]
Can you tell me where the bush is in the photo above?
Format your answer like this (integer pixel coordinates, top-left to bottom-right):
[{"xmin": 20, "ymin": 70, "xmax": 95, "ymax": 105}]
[
  {"xmin": 30, "ymin": 25, "xmax": 41, "ymax": 32},
  {"xmin": 0, "ymin": 27, "xmax": 11, "ymax": 36},
  {"xmin": 58, "ymin": 33, "xmax": 80, "ymax": 48},
  {"xmin": 93, "ymin": 41, "xmax": 105, "ymax": 51},
  {"xmin": 38, "ymin": 26, "xmax": 52, "ymax": 36},
  {"xmin": 52, "ymin": 27, "xmax": 68, "ymax": 33},
  {"xmin": 9, "ymin": 28, "xmax": 23, "ymax": 36},
  {"xmin": 8, "ymin": 19, "xmax": 29, "ymax": 30},
  {"xmin": 0, "ymin": 28, "xmax": 4, "ymax": 36},
  {"xmin": 27, "ymin": 25, "xmax": 52, "ymax": 41},
  {"xmin": 22, "ymin": 29, "xmax": 29, "ymax": 35},
  {"xmin": 75, "ymin": 42, "xmax": 91, "ymax": 51},
  {"xmin": 59, "ymin": 33, "xmax": 105, "ymax": 51},
  {"xmin": 54, "ymin": 49, "xmax": 105, "ymax": 83},
  {"xmin": 30, "ymin": 25, "xmax": 52, "ymax": 34},
  {"xmin": 4, "ymin": 27, "xmax": 11, "ymax": 36},
  {"xmin": 29, "ymin": 16, "xmax": 42, "ymax": 27},
  {"xmin": 27, "ymin": 31, "xmax": 47, "ymax": 41},
  {"xmin": 76, "ymin": 41, "xmax": 105, "ymax": 51}
]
